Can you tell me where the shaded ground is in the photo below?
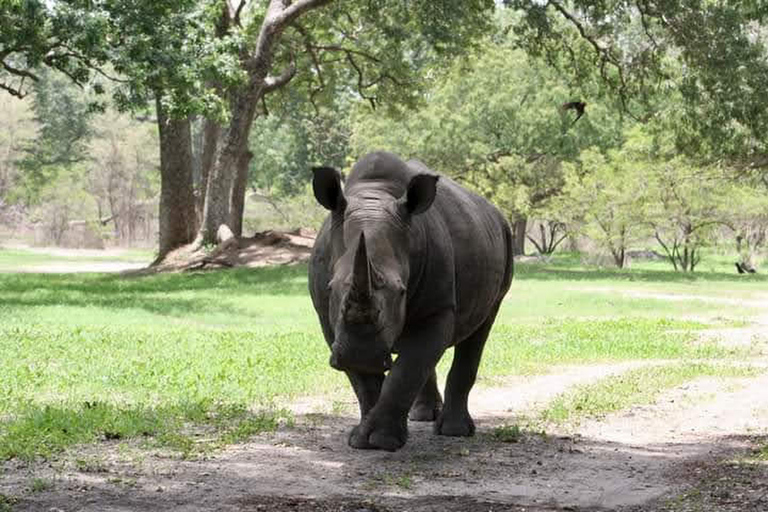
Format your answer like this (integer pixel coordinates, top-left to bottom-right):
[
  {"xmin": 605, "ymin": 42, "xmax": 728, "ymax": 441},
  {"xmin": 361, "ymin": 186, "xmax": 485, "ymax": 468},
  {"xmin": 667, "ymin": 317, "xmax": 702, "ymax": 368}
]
[{"xmin": 4, "ymin": 354, "xmax": 768, "ymax": 512}]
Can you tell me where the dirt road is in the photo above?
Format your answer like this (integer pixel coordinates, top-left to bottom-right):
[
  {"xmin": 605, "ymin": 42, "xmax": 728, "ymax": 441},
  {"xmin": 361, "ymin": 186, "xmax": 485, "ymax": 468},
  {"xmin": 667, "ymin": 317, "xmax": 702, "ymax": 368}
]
[{"xmin": 4, "ymin": 361, "xmax": 768, "ymax": 511}]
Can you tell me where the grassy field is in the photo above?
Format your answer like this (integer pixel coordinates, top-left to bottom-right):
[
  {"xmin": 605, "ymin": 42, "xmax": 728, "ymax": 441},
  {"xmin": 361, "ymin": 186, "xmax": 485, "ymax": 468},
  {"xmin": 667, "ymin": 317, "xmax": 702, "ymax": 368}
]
[{"xmin": 0, "ymin": 251, "xmax": 766, "ymax": 460}]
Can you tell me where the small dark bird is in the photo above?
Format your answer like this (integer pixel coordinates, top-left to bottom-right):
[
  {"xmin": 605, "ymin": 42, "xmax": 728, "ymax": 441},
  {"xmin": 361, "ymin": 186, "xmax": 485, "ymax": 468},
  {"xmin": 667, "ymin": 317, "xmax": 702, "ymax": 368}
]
[{"xmin": 562, "ymin": 101, "xmax": 587, "ymax": 125}]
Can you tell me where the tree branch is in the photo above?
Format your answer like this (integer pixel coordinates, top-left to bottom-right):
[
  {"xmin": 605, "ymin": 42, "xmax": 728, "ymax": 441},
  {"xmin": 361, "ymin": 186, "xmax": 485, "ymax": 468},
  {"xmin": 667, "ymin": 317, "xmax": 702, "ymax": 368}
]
[
  {"xmin": 264, "ymin": 53, "xmax": 296, "ymax": 92},
  {"xmin": 270, "ymin": 0, "xmax": 334, "ymax": 31},
  {"xmin": 233, "ymin": 0, "xmax": 247, "ymax": 27},
  {"xmin": 0, "ymin": 80, "xmax": 27, "ymax": 98},
  {"xmin": 547, "ymin": 0, "xmax": 640, "ymax": 121},
  {"xmin": 1, "ymin": 59, "xmax": 40, "ymax": 82}
]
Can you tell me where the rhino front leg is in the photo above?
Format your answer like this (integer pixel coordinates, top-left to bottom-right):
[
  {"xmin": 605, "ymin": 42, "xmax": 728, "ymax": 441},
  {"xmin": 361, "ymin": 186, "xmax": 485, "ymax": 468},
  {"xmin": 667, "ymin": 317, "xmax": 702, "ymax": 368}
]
[
  {"xmin": 409, "ymin": 368, "xmax": 442, "ymax": 421},
  {"xmin": 436, "ymin": 303, "xmax": 501, "ymax": 437},
  {"xmin": 349, "ymin": 312, "xmax": 453, "ymax": 451},
  {"xmin": 347, "ymin": 372, "xmax": 384, "ymax": 418}
]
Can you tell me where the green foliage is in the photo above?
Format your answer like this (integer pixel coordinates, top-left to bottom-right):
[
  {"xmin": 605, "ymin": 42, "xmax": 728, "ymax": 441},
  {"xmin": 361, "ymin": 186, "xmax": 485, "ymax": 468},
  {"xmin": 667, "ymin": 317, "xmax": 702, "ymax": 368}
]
[
  {"xmin": 492, "ymin": 423, "xmax": 523, "ymax": 443},
  {"xmin": 645, "ymin": 159, "xmax": 729, "ymax": 272},
  {"xmin": 287, "ymin": 0, "xmax": 496, "ymax": 112},
  {"xmin": 105, "ymin": 0, "xmax": 242, "ymax": 119},
  {"xmin": 14, "ymin": 70, "xmax": 94, "ymax": 205},
  {"xmin": 555, "ymin": 124, "xmax": 768, "ymax": 271},
  {"xmin": 0, "ymin": 0, "xmax": 111, "ymax": 98},
  {"xmin": 350, "ymin": 24, "xmax": 625, "ymax": 222},
  {"xmin": 506, "ymin": 1, "xmax": 768, "ymax": 164},
  {"xmin": 246, "ymin": 0, "xmax": 497, "ymax": 199},
  {"xmin": 557, "ymin": 142, "xmax": 650, "ymax": 267},
  {"xmin": 249, "ymin": 92, "xmax": 351, "ymax": 197},
  {"xmin": 0, "ymin": 95, "xmax": 35, "ymax": 202}
]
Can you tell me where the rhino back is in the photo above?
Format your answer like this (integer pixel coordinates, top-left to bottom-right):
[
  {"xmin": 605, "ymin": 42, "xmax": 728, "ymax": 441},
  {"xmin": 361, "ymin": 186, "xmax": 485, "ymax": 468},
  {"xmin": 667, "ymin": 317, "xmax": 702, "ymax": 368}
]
[{"xmin": 408, "ymin": 169, "xmax": 512, "ymax": 343}]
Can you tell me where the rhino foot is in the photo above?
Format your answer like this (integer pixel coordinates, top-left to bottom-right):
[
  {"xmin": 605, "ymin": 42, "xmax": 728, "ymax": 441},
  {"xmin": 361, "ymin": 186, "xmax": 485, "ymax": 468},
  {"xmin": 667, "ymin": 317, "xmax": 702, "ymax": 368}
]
[
  {"xmin": 348, "ymin": 419, "xmax": 407, "ymax": 451},
  {"xmin": 408, "ymin": 402, "xmax": 441, "ymax": 422},
  {"xmin": 435, "ymin": 410, "xmax": 475, "ymax": 437}
]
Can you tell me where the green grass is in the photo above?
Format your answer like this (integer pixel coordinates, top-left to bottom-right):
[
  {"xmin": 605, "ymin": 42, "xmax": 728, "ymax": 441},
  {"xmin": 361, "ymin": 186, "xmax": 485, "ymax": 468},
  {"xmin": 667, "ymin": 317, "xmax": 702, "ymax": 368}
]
[
  {"xmin": 0, "ymin": 494, "xmax": 18, "ymax": 512},
  {"xmin": 0, "ymin": 255, "xmax": 766, "ymax": 461},
  {"xmin": 540, "ymin": 363, "xmax": 762, "ymax": 425},
  {"xmin": 29, "ymin": 478, "xmax": 53, "ymax": 493},
  {"xmin": 491, "ymin": 423, "xmax": 523, "ymax": 443}
]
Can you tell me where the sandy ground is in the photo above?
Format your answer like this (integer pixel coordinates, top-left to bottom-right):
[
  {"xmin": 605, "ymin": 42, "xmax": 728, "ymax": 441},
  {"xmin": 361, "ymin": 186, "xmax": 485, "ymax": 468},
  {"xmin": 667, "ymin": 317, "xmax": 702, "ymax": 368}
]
[
  {"xmin": 0, "ymin": 245, "xmax": 151, "ymax": 273},
  {"xmin": 2, "ymin": 286, "xmax": 768, "ymax": 510},
  {"xmin": 4, "ymin": 357, "xmax": 768, "ymax": 511}
]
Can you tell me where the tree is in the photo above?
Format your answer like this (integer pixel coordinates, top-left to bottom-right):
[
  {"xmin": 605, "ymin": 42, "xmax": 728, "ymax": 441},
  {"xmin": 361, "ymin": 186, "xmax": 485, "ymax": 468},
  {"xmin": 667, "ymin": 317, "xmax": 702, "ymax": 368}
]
[
  {"xmin": 2, "ymin": 1, "xmax": 495, "ymax": 258},
  {"xmin": 101, "ymin": 0, "xmax": 238, "ymax": 258},
  {"xmin": 86, "ymin": 110, "xmax": 159, "ymax": 245},
  {"xmin": 0, "ymin": 0, "xmax": 219, "ymax": 255},
  {"xmin": 646, "ymin": 160, "xmax": 729, "ymax": 272},
  {"xmin": 247, "ymin": 88, "xmax": 350, "ymax": 198},
  {"xmin": 0, "ymin": 1, "xmax": 110, "ymax": 99},
  {"xmin": 558, "ymin": 144, "xmax": 649, "ymax": 268},
  {"xmin": 727, "ymin": 185, "xmax": 768, "ymax": 268},
  {"xmin": 195, "ymin": 0, "xmax": 496, "ymax": 245},
  {"xmin": 0, "ymin": 94, "xmax": 35, "ymax": 230},
  {"xmin": 14, "ymin": 69, "xmax": 94, "ymax": 205}
]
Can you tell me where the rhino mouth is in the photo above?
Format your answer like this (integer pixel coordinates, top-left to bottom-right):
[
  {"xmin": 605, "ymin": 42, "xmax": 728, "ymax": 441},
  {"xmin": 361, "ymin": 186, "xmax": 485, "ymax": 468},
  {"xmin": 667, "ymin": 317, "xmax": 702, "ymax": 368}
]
[{"xmin": 329, "ymin": 345, "xmax": 393, "ymax": 374}]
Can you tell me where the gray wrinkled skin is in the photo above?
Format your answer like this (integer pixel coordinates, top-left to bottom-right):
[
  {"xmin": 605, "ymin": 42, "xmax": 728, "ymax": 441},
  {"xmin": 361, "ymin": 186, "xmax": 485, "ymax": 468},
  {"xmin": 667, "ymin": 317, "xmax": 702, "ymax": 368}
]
[{"xmin": 309, "ymin": 151, "xmax": 513, "ymax": 451}]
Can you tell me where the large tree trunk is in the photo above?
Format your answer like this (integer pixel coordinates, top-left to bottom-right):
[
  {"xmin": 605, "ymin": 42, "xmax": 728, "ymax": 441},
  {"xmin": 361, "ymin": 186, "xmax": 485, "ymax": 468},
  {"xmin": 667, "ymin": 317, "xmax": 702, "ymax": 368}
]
[
  {"xmin": 196, "ymin": 0, "xmax": 331, "ymax": 245},
  {"xmin": 198, "ymin": 117, "xmax": 221, "ymax": 221},
  {"xmin": 155, "ymin": 96, "xmax": 197, "ymax": 261},
  {"xmin": 199, "ymin": 91, "xmax": 261, "ymax": 245},
  {"xmin": 230, "ymin": 149, "xmax": 254, "ymax": 238},
  {"xmin": 512, "ymin": 217, "xmax": 527, "ymax": 256}
]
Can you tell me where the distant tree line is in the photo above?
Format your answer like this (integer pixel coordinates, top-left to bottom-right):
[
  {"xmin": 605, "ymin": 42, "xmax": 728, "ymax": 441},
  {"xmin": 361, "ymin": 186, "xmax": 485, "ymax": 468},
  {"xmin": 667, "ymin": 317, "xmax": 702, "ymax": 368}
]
[{"xmin": 1, "ymin": 1, "xmax": 767, "ymax": 271}]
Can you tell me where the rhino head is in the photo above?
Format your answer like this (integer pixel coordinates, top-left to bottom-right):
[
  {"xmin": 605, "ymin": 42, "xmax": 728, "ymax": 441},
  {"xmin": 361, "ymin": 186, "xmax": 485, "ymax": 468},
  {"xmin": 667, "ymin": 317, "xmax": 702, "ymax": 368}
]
[{"xmin": 312, "ymin": 163, "xmax": 439, "ymax": 374}]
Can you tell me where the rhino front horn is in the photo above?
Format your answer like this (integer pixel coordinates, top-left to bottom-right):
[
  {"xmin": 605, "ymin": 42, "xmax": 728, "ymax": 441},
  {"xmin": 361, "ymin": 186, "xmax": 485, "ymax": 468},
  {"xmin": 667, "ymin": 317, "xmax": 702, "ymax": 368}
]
[{"xmin": 351, "ymin": 232, "xmax": 371, "ymax": 301}]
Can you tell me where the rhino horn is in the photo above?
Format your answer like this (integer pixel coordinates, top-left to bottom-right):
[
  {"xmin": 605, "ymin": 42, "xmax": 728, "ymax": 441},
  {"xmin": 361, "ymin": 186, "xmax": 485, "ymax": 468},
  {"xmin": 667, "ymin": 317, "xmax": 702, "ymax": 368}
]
[{"xmin": 351, "ymin": 232, "xmax": 371, "ymax": 302}]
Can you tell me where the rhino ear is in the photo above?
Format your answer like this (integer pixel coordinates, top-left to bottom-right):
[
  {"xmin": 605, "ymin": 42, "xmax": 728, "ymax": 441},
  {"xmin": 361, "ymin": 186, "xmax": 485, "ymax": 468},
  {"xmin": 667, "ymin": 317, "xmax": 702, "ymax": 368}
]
[
  {"xmin": 400, "ymin": 174, "xmax": 439, "ymax": 215},
  {"xmin": 312, "ymin": 166, "xmax": 347, "ymax": 211}
]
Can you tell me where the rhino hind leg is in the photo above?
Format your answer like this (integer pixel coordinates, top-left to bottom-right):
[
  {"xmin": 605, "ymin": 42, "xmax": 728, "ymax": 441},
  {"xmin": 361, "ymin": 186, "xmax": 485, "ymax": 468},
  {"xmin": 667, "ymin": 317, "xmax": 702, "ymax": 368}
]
[
  {"xmin": 436, "ymin": 303, "xmax": 501, "ymax": 437},
  {"xmin": 409, "ymin": 368, "xmax": 443, "ymax": 421}
]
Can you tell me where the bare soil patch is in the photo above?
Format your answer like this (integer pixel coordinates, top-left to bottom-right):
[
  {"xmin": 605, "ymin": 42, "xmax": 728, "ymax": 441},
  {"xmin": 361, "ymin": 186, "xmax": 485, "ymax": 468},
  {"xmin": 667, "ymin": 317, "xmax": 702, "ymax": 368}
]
[{"xmin": 138, "ymin": 229, "xmax": 316, "ymax": 274}]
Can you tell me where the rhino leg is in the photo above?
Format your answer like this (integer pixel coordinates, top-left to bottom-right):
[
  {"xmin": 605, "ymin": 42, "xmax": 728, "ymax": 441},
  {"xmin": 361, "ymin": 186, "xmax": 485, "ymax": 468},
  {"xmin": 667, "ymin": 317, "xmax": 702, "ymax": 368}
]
[
  {"xmin": 349, "ymin": 311, "xmax": 453, "ymax": 451},
  {"xmin": 436, "ymin": 303, "xmax": 501, "ymax": 437},
  {"xmin": 409, "ymin": 368, "xmax": 442, "ymax": 421},
  {"xmin": 347, "ymin": 372, "xmax": 384, "ymax": 418}
]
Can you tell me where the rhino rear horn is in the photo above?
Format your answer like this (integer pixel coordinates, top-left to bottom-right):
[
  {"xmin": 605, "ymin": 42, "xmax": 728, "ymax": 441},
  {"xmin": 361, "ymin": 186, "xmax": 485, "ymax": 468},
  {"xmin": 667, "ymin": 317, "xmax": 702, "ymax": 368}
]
[{"xmin": 351, "ymin": 233, "xmax": 371, "ymax": 301}]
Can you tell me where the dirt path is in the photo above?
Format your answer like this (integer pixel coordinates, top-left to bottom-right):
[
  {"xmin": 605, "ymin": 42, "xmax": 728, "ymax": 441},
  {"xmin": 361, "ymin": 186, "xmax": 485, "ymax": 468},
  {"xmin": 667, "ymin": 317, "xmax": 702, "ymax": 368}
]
[
  {"xmin": 4, "ymin": 353, "xmax": 768, "ymax": 512},
  {"xmin": 0, "ymin": 245, "xmax": 150, "ymax": 274},
  {"xmin": 8, "ymin": 262, "xmax": 148, "ymax": 273},
  {"xmin": 3, "ymin": 291, "xmax": 768, "ymax": 511}
]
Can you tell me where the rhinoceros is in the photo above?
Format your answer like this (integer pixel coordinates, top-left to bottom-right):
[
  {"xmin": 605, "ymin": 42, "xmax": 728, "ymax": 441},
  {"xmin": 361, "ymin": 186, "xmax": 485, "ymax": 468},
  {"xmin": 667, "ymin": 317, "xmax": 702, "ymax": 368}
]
[{"xmin": 308, "ymin": 151, "xmax": 513, "ymax": 451}]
